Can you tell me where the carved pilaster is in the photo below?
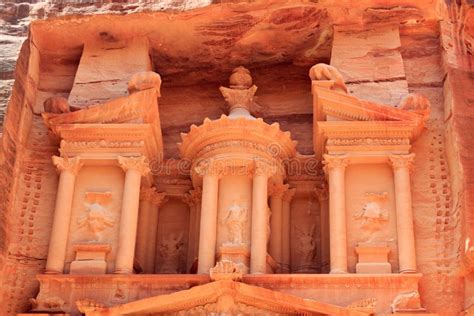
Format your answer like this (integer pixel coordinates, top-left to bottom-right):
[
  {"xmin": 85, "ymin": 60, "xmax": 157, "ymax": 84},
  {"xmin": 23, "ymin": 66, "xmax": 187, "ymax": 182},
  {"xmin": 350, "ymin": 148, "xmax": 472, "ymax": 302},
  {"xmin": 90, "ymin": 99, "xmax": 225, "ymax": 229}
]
[
  {"xmin": 52, "ymin": 155, "xmax": 83, "ymax": 175},
  {"xmin": 118, "ymin": 156, "xmax": 150, "ymax": 176}
]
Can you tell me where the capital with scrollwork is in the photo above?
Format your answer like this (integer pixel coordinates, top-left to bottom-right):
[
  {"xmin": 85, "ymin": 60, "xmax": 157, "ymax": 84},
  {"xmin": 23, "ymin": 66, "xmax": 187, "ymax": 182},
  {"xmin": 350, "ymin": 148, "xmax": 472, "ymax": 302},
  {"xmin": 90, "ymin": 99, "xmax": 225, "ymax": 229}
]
[
  {"xmin": 282, "ymin": 188, "xmax": 296, "ymax": 202},
  {"xmin": 314, "ymin": 182, "xmax": 329, "ymax": 201},
  {"xmin": 253, "ymin": 160, "xmax": 277, "ymax": 178},
  {"xmin": 52, "ymin": 155, "xmax": 83, "ymax": 175},
  {"xmin": 183, "ymin": 188, "xmax": 202, "ymax": 207},
  {"xmin": 268, "ymin": 183, "xmax": 289, "ymax": 197},
  {"xmin": 140, "ymin": 186, "xmax": 167, "ymax": 206},
  {"xmin": 193, "ymin": 159, "xmax": 224, "ymax": 177},
  {"xmin": 389, "ymin": 154, "xmax": 415, "ymax": 171},
  {"xmin": 322, "ymin": 154, "xmax": 349, "ymax": 174},
  {"xmin": 118, "ymin": 156, "xmax": 151, "ymax": 176}
]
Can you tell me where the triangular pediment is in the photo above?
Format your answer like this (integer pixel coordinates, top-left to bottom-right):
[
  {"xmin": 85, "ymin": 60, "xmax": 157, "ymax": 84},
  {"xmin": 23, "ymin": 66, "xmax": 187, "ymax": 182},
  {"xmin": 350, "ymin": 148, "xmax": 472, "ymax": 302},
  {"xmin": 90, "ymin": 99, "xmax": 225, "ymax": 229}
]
[{"xmin": 79, "ymin": 280, "xmax": 370, "ymax": 316}]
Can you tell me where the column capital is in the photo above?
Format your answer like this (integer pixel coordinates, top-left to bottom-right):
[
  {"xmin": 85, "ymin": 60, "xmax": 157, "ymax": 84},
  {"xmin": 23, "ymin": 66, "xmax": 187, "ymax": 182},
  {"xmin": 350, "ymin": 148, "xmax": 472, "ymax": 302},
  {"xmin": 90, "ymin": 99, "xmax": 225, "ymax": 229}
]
[
  {"xmin": 140, "ymin": 187, "xmax": 167, "ymax": 206},
  {"xmin": 253, "ymin": 160, "xmax": 276, "ymax": 178},
  {"xmin": 268, "ymin": 183, "xmax": 289, "ymax": 197},
  {"xmin": 323, "ymin": 154, "xmax": 349, "ymax": 173},
  {"xmin": 183, "ymin": 188, "xmax": 202, "ymax": 207},
  {"xmin": 282, "ymin": 187, "xmax": 296, "ymax": 202},
  {"xmin": 389, "ymin": 154, "xmax": 415, "ymax": 171},
  {"xmin": 52, "ymin": 155, "xmax": 83, "ymax": 175},
  {"xmin": 118, "ymin": 156, "xmax": 150, "ymax": 176},
  {"xmin": 194, "ymin": 160, "xmax": 223, "ymax": 177},
  {"xmin": 314, "ymin": 182, "xmax": 329, "ymax": 201}
]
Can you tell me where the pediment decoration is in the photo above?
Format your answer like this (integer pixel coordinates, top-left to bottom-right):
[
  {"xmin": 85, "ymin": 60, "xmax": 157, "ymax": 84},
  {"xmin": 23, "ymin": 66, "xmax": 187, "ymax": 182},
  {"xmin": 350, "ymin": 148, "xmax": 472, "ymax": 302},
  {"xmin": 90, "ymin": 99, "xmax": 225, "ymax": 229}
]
[
  {"xmin": 311, "ymin": 80, "xmax": 430, "ymax": 159},
  {"xmin": 78, "ymin": 280, "xmax": 370, "ymax": 316},
  {"xmin": 41, "ymin": 88, "xmax": 163, "ymax": 159}
]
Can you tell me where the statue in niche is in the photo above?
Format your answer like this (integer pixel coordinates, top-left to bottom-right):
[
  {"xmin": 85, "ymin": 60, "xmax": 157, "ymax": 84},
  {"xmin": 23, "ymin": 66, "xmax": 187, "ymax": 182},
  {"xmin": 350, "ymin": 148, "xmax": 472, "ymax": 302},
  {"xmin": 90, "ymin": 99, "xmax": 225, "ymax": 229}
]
[
  {"xmin": 294, "ymin": 224, "xmax": 317, "ymax": 267},
  {"xmin": 157, "ymin": 232, "xmax": 185, "ymax": 273},
  {"xmin": 222, "ymin": 203, "xmax": 248, "ymax": 246},
  {"xmin": 77, "ymin": 192, "xmax": 115, "ymax": 241}
]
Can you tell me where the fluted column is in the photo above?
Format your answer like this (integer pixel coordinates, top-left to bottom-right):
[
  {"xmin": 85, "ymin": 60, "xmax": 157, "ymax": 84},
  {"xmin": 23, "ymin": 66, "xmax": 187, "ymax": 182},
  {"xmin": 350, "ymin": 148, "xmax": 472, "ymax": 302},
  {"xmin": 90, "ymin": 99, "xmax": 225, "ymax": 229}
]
[
  {"xmin": 196, "ymin": 162, "xmax": 220, "ymax": 274},
  {"xmin": 281, "ymin": 187, "xmax": 296, "ymax": 273},
  {"xmin": 250, "ymin": 163, "xmax": 272, "ymax": 274},
  {"xmin": 115, "ymin": 156, "xmax": 150, "ymax": 274},
  {"xmin": 390, "ymin": 154, "xmax": 417, "ymax": 273},
  {"xmin": 315, "ymin": 184, "xmax": 330, "ymax": 273},
  {"xmin": 183, "ymin": 188, "xmax": 202, "ymax": 272},
  {"xmin": 136, "ymin": 187, "xmax": 166, "ymax": 273},
  {"xmin": 323, "ymin": 154, "xmax": 349, "ymax": 274},
  {"xmin": 45, "ymin": 156, "xmax": 83, "ymax": 274},
  {"xmin": 269, "ymin": 183, "xmax": 288, "ymax": 272}
]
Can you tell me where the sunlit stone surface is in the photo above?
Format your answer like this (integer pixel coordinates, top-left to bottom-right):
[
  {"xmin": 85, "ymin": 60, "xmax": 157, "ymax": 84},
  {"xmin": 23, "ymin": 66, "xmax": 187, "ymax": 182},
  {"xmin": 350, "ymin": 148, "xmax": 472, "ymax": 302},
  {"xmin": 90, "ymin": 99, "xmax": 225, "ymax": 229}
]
[{"xmin": 0, "ymin": 1, "xmax": 473, "ymax": 315}]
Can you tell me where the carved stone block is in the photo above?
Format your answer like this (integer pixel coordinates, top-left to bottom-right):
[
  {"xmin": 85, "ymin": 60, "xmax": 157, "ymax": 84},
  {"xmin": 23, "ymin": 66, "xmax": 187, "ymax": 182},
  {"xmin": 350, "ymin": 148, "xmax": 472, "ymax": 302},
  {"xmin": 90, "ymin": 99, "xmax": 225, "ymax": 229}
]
[
  {"xmin": 355, "ymin": 243, "xmax": 391, "ymax": 274},
  {"xmin": 70, "ymin": 243, "xmax": 111, "ymax": 274}
]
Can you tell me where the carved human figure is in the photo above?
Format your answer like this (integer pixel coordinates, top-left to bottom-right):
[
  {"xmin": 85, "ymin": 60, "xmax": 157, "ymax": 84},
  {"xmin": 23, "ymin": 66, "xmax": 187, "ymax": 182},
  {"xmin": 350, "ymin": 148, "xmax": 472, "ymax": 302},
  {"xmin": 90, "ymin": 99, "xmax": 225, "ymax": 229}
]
[
  {"xmin": 294, "ymin": 224, "xmax": 317, "ymax": 265},
  {"xmin": 77, "ymin": 192, "xmax": 115, "ymax": 241},
  {"xmin": 157, "ymin": 232, "xmax": 185, "ymax": 273},
  {"xmin": 223, "ymin": 203, "xmax": 248, "ymax": 246},
  {"xmin": 309, "ymin": 63, "xmax": 348, "ymax": 94},
  {"xmin": 354, "ymin": 192, "xmax": 389, "ymax": 233}
]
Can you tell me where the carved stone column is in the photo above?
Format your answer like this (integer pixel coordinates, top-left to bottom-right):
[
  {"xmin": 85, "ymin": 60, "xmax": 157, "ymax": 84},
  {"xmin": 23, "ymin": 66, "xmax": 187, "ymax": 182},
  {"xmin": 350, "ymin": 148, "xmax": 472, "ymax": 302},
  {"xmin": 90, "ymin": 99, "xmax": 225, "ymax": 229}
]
[
  {"xmin": 323, "ymin": 154, "xmax": 349, "ymax": 274},
  {"xmin": 281, "ymin": 187, "xmax": 296, "ymax": 273},
  {"xmin": 45, "ymin": 156, "xmax": 83, "ymax": 274},
  {"xmin": 250, "ymin": 163, "xmax": 272, "ymax": 274},
  {"xmin": 268, "ymin": 183, "xmax": 288, "ymax": 271},
  {"xmin": 196, "ymin": 162, "xmax": 220, "ymax": 274},
  {"xmin": 315, "ymin": 184, "xmax": 330, "ymax": 273},
  {"xmin": 115, "ymin": 156, "xmax": 150, "ymax": 274},
  {"xmin": 390, "ymin": 154, "xmax": 417, "ymax": 273},
  {"xmin": 183, "ymin": 188, "xmax": 202, "ymax": 272},
  {"xmin": 136, "ymin": 187, "xmax": 167, "ymax": 274}
]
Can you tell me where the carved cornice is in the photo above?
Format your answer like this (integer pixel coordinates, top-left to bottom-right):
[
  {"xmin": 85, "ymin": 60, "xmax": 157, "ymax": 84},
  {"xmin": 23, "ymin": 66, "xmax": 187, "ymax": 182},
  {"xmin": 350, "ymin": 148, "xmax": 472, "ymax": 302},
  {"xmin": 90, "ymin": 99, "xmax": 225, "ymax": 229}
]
[
  {"xmin": 322, "ymin": 154, "xmax": 349, "ymax": 172},
  {"xmin": 327, "ymin": 137, "xmax": 410, "ymax": 146},
  {"xmin": 60, "ymin": 139, "xmax": 145, "ymax": 150},
  {"xmin": 52, "ymin": 155, "xmax": 83, "ymax": 175},
  {"xmin": 118, "ymin": 156, "xmax": 150, "ymax": 176},
  {"xmin": 389, "ymin": 154, "xmax": 415, "ymax": 171},
  {"xmin": 140, "ymin": 187, "xmax": 167, "ymax": 206}
]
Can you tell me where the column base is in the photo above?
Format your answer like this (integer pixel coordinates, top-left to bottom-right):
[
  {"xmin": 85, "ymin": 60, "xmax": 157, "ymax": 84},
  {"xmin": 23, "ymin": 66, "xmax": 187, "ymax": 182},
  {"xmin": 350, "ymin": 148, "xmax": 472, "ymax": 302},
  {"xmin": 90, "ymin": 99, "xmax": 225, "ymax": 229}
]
[
  {"xmin": 44, "ymin": 270, "xmax": 61, "ymax": 275},
  {"xmin": 400, "ymin": 269, "xmax": 417, "ymax": 274},
  {"xmin": 330, "ymin": 269, "xmax": 348, "ymax": 274},
  {"xmin": 113, "ymin": 269, "xmax": 133, "ymax": 274}
]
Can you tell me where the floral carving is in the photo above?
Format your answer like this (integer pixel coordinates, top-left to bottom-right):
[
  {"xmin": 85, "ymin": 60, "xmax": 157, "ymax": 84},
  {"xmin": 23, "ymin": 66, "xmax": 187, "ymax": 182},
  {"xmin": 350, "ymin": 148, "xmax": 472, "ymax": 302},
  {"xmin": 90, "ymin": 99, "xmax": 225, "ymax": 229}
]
[
  {"xmin": 52, "ymin": 155, "xmax": 83, "ymax": 175},
  {"xmin": 140, "ymin": 187, "xmax": 167, "ymax": 206},
  {"xmin": 117, "ymin": 156, "xmax": 150, "ymax": 175},
  {"xmin": 389, "ymin": 154, "xmax": 415, "ymax": 171},
  {"xmin": 322, "ymin": 154, "xmax": 349, "ymax": 171},
  {"xmin": 77, "ymin": 192, "xmax": 115, "ymax": 241}
]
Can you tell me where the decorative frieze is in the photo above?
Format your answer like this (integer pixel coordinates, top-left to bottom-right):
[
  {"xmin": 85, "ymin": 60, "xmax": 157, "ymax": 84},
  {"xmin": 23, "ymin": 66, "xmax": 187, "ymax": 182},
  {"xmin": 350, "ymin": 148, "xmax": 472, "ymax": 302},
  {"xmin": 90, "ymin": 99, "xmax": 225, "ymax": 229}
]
[
  {"xmin": 60, "ymin": 139, "xmax": 145, "ymax": 150},
  {"xmin": 327, "ymin": 137, "xmax": 410, "ymax": 146}
]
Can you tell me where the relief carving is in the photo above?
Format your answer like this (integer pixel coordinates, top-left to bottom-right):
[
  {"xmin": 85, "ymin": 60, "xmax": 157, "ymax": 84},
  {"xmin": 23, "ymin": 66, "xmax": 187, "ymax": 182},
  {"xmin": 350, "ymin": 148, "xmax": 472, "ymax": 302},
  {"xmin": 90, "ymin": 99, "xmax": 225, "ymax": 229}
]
[
  {"xmin": 222, "ymin": 203, "xmax": 248, "ymax": 246},
  {"xmin": 77, "ymin": 192, "xmax": 115, "ymax": 242},
  {"xmin": 354, "ymin": 192, "xmax": 389, "ymax": 234},
  {"xmin": 391, "ymin": 291, "xmax": 423, "ymax": 312},
  {"xmin": 294, "ymin": 224, "xmax": 317, "ymax": 270},
  {"xmin": 210, "ymin": 260, "xmax": 243, "ymax": 281},
  {"xmin": 157, "ymin": 232, "xmax": 186, "ymax": 273},
  {"xmin": 30, "ymin": 296, "xmax": 65, "ymax": 312}
]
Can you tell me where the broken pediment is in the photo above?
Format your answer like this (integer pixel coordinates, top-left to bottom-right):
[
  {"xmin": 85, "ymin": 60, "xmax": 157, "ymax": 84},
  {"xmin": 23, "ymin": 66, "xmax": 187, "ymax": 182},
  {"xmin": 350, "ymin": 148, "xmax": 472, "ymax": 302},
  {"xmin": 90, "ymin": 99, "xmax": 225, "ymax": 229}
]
[
  {"xmin": 309, "ymin": 66, "xmax": 430, "ymax": 159},
  {"xmin": 78, "ymin": 280, "xmax": 370, "ymax": 316}
]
